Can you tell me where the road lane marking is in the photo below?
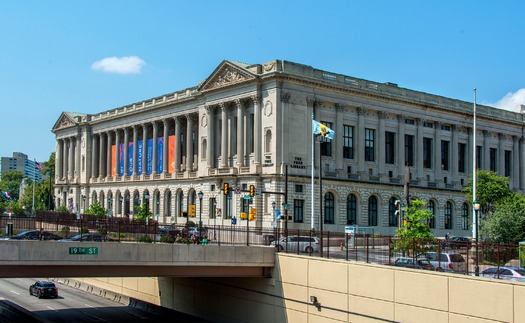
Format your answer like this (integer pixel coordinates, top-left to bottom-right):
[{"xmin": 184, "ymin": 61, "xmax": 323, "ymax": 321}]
[{"xmin": 10, "ymin": 290, "xmax": 20, "ymax": 295}]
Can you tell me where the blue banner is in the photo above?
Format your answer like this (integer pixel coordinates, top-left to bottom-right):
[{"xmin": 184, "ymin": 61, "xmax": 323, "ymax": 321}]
[
  {"xmin": 157, "ymin": 137, "xmax": 164, "ymax": 174},
  {"xmin": 127, "ymin": 143, "xmax": 133, "ymax": 176},
  {"xmin": 118, "ymin": 144, "xmax": 124, "ymax": 176},
  {"xmin": 146, "ymin": 138, "xmax": 153, "ymax": 175},
  {"xmin": 137, "ymin": 140, "xmax": 143, "ymax": 175}
]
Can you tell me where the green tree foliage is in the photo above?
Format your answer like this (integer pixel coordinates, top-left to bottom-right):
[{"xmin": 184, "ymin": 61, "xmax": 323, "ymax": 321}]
[
  {"xmin": 84, "ymin": 201, "xmax": 107, "ymax": 216},
  {"xmin": 393, "ymin": 199, "xmax": 436, "ymax": 254},
  {"xmin": 482, "ymin": 195, "xmax": 525, "ymax": 244},
  {"xmin": 134, "ymin": 203, "xmax": 152, "ymax": 221},
  {"xmin": 463, "ymin": 170, "xmax": 513, "ymax": 213}
]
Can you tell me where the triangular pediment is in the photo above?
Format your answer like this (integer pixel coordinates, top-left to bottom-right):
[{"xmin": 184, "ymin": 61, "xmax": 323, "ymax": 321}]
[
  {"xmin": 199, "ymin": 60, "xmax": 258, "ymax": 92},
  {"xmin": 52, "ymin": 112, "xmax": 78, "ymax": 132}
]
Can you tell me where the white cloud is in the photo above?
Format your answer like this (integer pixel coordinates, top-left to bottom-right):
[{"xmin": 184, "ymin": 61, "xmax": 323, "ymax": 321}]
[
  {"xmin": 91, "ymin": 56, "xmax": 145, "ymax": 74},
  {"xmin": 491, "ymin": 88, "xmax": 525, "ymax": 113}
]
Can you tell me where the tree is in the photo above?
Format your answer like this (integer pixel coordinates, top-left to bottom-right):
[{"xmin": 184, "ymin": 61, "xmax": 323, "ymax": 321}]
[
  {"xmin": 463, "ymin": 170, "xmax": 514, "ymax": 214},
  {"xmin": 134, "ymin": 203, "xmax": 152, "ymax": 221},
  {"xmin": 482, "ymin": 195, "xmax": 525, "ymax": 244},
  {"xmin": 393, "ymin": 199, "xmax": 436, "ymax": 255},
  {"xmin": 84, "ymin": 201, "xmax": 107, "ymax": 216}
]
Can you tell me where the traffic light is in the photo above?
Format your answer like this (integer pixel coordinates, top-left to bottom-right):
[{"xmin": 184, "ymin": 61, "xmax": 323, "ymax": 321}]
[
  {"xmin": 249, "ymin": 185, "xmax": 255, "ymax": 197},
  {"xmin": 189, "ymin": 204, "xmax": 196, "ymax": 217},
  {"xmin": 249, "ymin": 207, "xmax": 256, "ymax": 220},
  {"xmin": 223, "ymin": 183, "xmax": 229, "ymax": 195}
]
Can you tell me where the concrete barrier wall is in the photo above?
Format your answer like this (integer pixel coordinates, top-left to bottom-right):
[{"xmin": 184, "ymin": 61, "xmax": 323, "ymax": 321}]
[{"xmin": 74, "ymin": 254, "xmax": 525, "ymax": 322}]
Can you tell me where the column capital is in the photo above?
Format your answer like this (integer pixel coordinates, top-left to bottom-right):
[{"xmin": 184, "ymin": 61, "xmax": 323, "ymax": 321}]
[
  {"xmin": 357, "ymin": 107, "xmax": 368, "ymax": 116},
  {"xmin": 251, "ymin": 95, "xmax": 260, "ymax": 105},
  {"xmin": 378, "ymin": 111, "xmax": 388, "ymax": 119}
]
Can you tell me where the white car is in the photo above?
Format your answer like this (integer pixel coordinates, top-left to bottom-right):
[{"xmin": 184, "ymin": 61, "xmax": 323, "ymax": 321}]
[{"xmin": 271, "ymin": 236, "xmax": 320, "ymax": 253}]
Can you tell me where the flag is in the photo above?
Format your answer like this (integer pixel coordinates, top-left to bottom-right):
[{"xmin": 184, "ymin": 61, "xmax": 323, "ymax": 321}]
[
  {"xmin": 2, "ymin": 192, "xmax": 10, "ymax": 199},
  {"xmin": 35, "ymin": 161, "xmax": 44, "ymax": 171},
  {"xmin": 312, "ymin": 120, "xmax": 335, "ymax": 139}
]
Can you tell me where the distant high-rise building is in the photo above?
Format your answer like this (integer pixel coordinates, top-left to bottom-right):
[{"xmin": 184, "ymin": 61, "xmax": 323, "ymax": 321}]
[{"xmin": 0, "ymin": 152, "xmax": 43, "ymax": 182}]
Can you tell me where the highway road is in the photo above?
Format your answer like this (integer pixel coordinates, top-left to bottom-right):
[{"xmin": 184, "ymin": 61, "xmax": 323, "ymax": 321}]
[{"xmin": 0, "ymin": 278, "xmax": 207, "ymax": 322}]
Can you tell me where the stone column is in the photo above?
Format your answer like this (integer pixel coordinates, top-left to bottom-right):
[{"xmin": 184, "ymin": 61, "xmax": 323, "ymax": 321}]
[
  {"xmin": 152, "ymin": 121, "xmax": 158, "ymax": 175},
  {"xmin": 142, "ymin": 124, "xmax": 148, "ymax": 175},
  {"xmin": 106, "ymin": 131, "xmax": 112, "ymax": 177},
  {"xmin": 115, "ymin": 129, "xmax": 120, "ymax": 176},
  {"xmin": 236, "ymin": 99, "xmax": 244, "ymax": 167},
  {"xmin": 91, "ymin": 134, "xmax": 98, "ymax": 178},
  {"xmin": 252, "ymin": 95, "xmax": 261, "ymax": 165},
  {"xmin": 356, "ymin": 107, "xmax": 367, "ymax": 175},
  {"xmin": 57, "ymin": 139, "xmax": 63, "ymax": 180},
  {"xmin": 132, "ymin": 125, "xmax": 138, "ymax": 176},
  {"xmin": 220, "ymin": 103, "xmax": 228, "ymax": 168},
  {"xmin": 378, "ymin": 111, "xmax": 386, "ymax": 176},
  {"xmin": 123, "ymin": 127, "xmax": 129, "ymax": 176},
  {"xmin": 68, "ymin": 137, "xmax": 75, "ymax": 179},
  {"xmin": 186, "ymin": 114, "xmax": 194, "ymax": 171},
  {"xmin": 163, "ymin": 119, "xmax": 169, "ymax": 174},
  {"xmin": 174, "ymin": 117, "xmax": 181, "ymax": 172},
  {"xmin": 99, "ymin": 133, "xmax": 106, "ymax": 178},
  {"xmin": 205, "ymin": 106, "xmax": 214, "ymax": 169}
]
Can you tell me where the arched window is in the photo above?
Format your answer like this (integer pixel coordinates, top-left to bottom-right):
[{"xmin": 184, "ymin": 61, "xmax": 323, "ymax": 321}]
[
  {"xmin": 324, "ymin": 192, "xmax": 335, "ymax": 224},
  {"xmin": 347, "ymin": 194, "xmax": 357, "ymax": 225},
  {"xmin": 166, "ymin": 190, "xmax": 172, "ymax": 217},
  {"xmin": 444, "ymin": 201, "xmax": 453, "ymax": 229},
  {"xmin": 427, "ymin": 200, "xmax": 436, "ymax": 228},
  {"xmin": 368, "ymin": 196, "xmax": 378, "ymax": 226},
  {"xmin": 133, "ymin": 191, "xmax": 140, "ymax": 215},
  {"xmin": 265, "ymin": 129, "xmax": 272, "ymax": 153},
  {"xmin": 461, "ymin": 203, "xmax": 469, "ymax": 230},
  {"xmin": 389, "ymin": 197, "xmax": 398, "ymax": 227}
]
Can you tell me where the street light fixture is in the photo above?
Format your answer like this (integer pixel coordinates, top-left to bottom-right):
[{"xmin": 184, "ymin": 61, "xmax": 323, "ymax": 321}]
[
  {"xmin": 82, "ymin": 195, "xmax": 86, "ymax": 213},
  {"xmin": 198, "ymin": 191, "xmax": 204, "ymax": 240},
  {"xmin": 473, "ymin": 200, "xmax": 481, "ymax": 276}
]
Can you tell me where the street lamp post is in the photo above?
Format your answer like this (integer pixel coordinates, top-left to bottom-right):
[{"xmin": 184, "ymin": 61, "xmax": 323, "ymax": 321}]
[
  {"xmin": 473, "ymin": 200, "xmax": 481, "ymax": 276},
  {"xmin": 198, "ymin": 191, "xmax": 203, "ymax": 241},
  {"xmin": 272, "ymin": 201, "xmax": 277, "ymax": 241},
  {"xmin": 82, "ymin": 195, "xmax": 86, "ymax": 213}
]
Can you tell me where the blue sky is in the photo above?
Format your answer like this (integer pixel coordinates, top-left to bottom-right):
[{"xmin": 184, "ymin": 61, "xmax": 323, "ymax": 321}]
[{"xmin": 1, "ymin": 1, "xmax": 525, "ymax": 163}]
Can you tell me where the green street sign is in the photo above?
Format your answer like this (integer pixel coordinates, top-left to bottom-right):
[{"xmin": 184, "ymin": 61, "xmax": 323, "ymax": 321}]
[{"xmin": 69, "ymin": 247, "xmax": 99, "ymax": 255}]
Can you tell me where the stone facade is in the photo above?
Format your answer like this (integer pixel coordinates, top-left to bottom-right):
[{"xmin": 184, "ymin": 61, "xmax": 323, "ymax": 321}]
[{"xmin": 51, "ymin": 59, "xmax": 525, "ymax": 237}]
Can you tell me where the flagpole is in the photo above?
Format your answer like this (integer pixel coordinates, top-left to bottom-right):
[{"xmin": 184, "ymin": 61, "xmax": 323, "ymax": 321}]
[
  {"xmin": 32, "ymin": 159, "xmax": 36, "ymax": 216},
  {"xmin": 472, "ymin": 89, "xmax": 477, "ymax": 239},
  {"xmin": 311, "ymin": 113, "xmax": 315, "ymax": 230}
]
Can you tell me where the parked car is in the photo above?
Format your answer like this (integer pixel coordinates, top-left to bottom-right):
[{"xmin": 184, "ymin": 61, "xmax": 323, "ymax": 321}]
[
  {"xmin": 29, "ymin": 281, "xmax": 58, "ymax": 298},
  {"xmin": 61, "ymin": 233, "xmax": 106, "ymax": 242},
  {"xmin": 445, "ymin": 237, "xmax": 472, "ymax": 249},
  {"xmin": 390, "ymin": 257, "xmax": 435, "ymax": 271},
  {"xmin": 3, "ymin": 230, "xmax": 63, "ymax": 241},
  {"xmin": 271, "ymin": 236, "xmax": 320, "ymax": 253},
  {"xmin": 481, "ymin": 266, "xmax": 525, "ymax": 282},
  {"xmin": 420, "ymin": 251, "xmax": 466, "ymax": 273}
]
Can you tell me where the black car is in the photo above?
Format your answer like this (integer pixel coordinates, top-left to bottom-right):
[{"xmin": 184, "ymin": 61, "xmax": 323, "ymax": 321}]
[
  {"xmin": 7, "ymin": 230, "xmax": 63, "ymax": 241},
  {"xmin": 29, "ymin": 281, "xmax": 58, "ymax": 298},
  {"xmin": 61, "ymin": 233, "xmax": 106, "ymax": 242},
  {"xmin": 445, "ymin": 237, "xmax": 472, "ymax": 249}
]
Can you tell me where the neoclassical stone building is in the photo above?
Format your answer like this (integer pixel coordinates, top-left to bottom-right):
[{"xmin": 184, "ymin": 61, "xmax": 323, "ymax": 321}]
[{"xmin": 52, "ymin": 59, "xmax": 524, "ymax": 236}]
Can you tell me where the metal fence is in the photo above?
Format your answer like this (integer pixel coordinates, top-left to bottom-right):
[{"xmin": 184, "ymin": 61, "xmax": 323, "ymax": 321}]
[{"xmin": 0, "ymin": 214, "xmax": 520, "ymax": 276}]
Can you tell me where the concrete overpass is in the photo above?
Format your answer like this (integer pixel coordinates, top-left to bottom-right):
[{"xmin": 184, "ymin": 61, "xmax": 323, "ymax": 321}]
[{"xmin": 0, "ymin": 240, "xmax": 274, "ymax": 278}]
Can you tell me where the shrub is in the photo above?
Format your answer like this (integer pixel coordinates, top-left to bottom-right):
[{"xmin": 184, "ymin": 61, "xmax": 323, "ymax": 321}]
[
  {"xmin": 138, "ymin": 235, "xmax": 153, "ymax": 243},
  {"xmin": 97, "ymin": 227, "xmax": 108, "ymax": 236},
  {"xmin": 160, "ymin": 235, "xmax": 175, "ymax": 243},
  {"xmin": 80, "ymin": 227, "xmax": 89, "ymax": 234},
  {"xmin": 61, "ymin": 226, "xmax": 70, "ymax": 238}
]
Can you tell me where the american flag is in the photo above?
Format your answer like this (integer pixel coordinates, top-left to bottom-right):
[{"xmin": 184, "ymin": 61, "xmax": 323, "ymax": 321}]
[{"xmin": 35, "ymin": 161, "xmax": 44, "ymax": 171}]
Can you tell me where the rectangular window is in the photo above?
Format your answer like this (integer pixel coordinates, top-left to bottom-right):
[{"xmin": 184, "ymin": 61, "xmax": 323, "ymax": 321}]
[
  {"xmin": 458, "ymin": 143, "xmax": 466, "ymax": 172},
  {"xmin": 295, "ymin": 184, "xmax": 303, "ymax": 193},
  {"xmin": 293, "ymin": 199, "xmax": 304, "ymax": 223},
  {"xmin": 423, "ymin": 137, "xmax": 432, "ymax": 168},
  {"xmin": 320, "ymin": 121, "xmax": 333, "ymax": 157},
  {"xmin": 385, "ymin": 132, "xmax": 395, "ymax": 164},
  {"xmin": 490, "ymin": 148, "xmax": 497, "ymax": 171},
  {"xmin": 365, "ymin": 128, "xmax": 375, "ymax": 162},
  {"xmin": 404, "ymin": 119, "xmax": 415, "ymax": 125},
  {"xmin": 343, "ymin": 125, "xmax": 354, "ymax": 159},
  {"xmin": 405, "ymin": 134, "xmax": 414, "ymax": 167},
  {"xmin": 441, "ymin": 140, "xmax": 450, "ymax": 171},
  {"xmin": 504, "ymin": 150, "xmax": 511, "ymax": 177},
  {"xmin": 476, "ymin": 146, "xmax": 482, "ymax": 169}
]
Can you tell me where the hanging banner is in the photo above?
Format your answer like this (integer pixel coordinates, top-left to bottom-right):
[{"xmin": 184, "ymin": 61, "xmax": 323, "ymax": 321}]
[
  {"xmin": 111, "ymin": 145, "xmax": 116, "ymax": 176},
  {"xmin": 127, "ymin": 142, "xmax": 133, "ymax": 176},
  {"xmin": 157, "ymin": 137, "xmax": 164, "ymax": 174},
  {"xmin": 168, "ymin": 135, "xmax": 175, "ymax": 173},
  {"xmin": 137, "ymin": 140, "xmax": 143, "ymax": 175},
  {"xmin": 146, "ymin": 138, "xmax": 153, "ymax": 175},
  {"xmin": 119, "ymin": 143, "xmax": 124, "ymax": 176}
]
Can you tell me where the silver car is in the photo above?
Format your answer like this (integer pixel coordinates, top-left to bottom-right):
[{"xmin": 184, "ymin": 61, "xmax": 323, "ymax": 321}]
[
  {"xmin": 271, "ymin": 236, "xmax": 319, "ymax": 253},
  {"xmin": 421, "ymin": 251, "xmax": 466, "ymax": 273}
]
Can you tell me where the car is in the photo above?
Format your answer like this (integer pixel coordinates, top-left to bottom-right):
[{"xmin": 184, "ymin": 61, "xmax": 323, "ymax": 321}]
[
  {"xmin": 420, "ymin": 251, "xmax": 466, "ymax": 273},
  {"xmin": 61, "ymin": 233, "xmax": 106, "ymax": 242},
  {"xmin": 445, "ymin": 237, "xmax": 472, "ymax": 249},
  {"xmin": 29, "ymin": 281, "xmax": 58, "ymax": 298},
  {"xmin": 481, "ymin": 266, "xmax": 525, "ymax": 282},
  {"xmin": 185, "ymin": 226, "xmax": 207, "ymax": 237},
  {"xmin": 4, "ymin": 230, "xmax": 63, "ymax": 241},
  {"xmin": 271, "ymin": 236, "xmax": 320, "ymax": 253},
  {"xmin": 390, "ymin": 257, "xmax": 435, "ymax": 270}
]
